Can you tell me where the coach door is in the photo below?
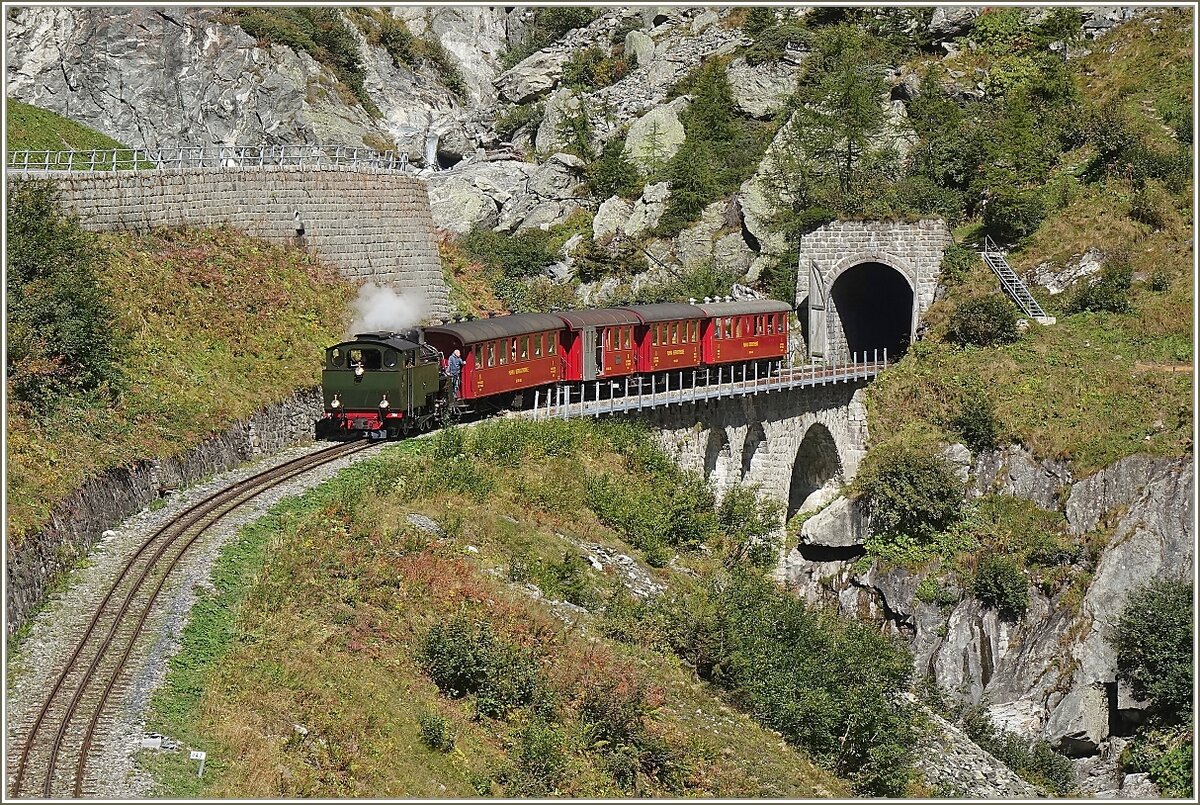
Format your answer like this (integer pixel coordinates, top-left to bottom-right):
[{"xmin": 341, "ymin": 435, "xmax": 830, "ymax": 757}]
[{"xmin": 582, "ymin": 327, "xmax": 600, "ymax": 381}]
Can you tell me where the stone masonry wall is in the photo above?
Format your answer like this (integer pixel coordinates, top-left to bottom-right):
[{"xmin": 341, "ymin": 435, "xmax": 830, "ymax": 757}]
[
  {"xmin": 6, "ymin": 389, "xmax": 323, "ymax": 638},
  {"xmin": 639, "ymin": 382, "xmax": 871, "ymax": 503},
  {"xmin": 796, "ymin": 219, "xmax": 952, "ymax": 361},
  {"xmin": 50, "ymin": 165, "xmax": 450, "ymax": 322}
]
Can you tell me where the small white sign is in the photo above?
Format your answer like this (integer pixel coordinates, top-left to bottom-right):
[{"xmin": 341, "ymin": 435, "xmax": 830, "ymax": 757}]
[{"xmin": 189, "ymin": 750, "xmax": 207, "ymax": 761}]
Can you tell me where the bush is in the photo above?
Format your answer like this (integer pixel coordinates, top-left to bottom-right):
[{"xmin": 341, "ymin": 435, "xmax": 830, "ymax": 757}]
[
  {"xmin": 507, "ymin": 718, "xmax": 569, "ymax": 796},
  {"xmin": 716, "ymin": 484, "xmax": 783, "ymax": 569},
  {"xmin": 1069, "ymin": 260, "xmax": 1133, "ymax": 315},
  {"xmin": 418, "ymin": 612, "xmax": 492, "ymax": 697},
  {"xmin": 915, "ymin": 576, "xmax": 960, "ymax": 608},
  {"xmin": 945, "ymin": 295, "xmax": 1020, "ymax": 347},
  {"xmin": 1124, "ymin": 728, "xmax": 1194, "ymax": 798},
  {"xmin": 562, "ymin": 46, "xmax": 631, "ymax": 91},
  {"xmin": 854, "ymin": 436, "xmax": 964, "ymax": 552},
  {"xmin": 6, "ymin": 180, "xmax": 122, "ymax": 410},
  {"xmin": 460, "ymin": 227, "xmax": 557, "ymax": 280},
  {"xmin": 973, "ymin": 555, "xmax": 1029, "ymax": 621},
  {"xmin": 938, "ymin": 242, "xmax": 982, "ymax": 286},
  {"xmin": 1112, "ymin": 579, "xmax": 1193, "ymax": 722},
  {"xmin": 476, "ymin": 643, "xmax": 539, "ymax": 719},
  {"xmin": 417, "ymin": 709, "xmax": 456, "ymax": 751},
  {"xmin": 961, "ymin": 703, "xmax": 1075, "ymax": 794},
  {"xmin": 495, "ymin": 103, "xmax": 545, "ymax": 142},
  {"xmin": 983, "ymin": 185, "xmax": 1047, "ymax": 241},
  {"xmin": 951, "ymin": 389, "xmax": 1000, "ymax": 451}
]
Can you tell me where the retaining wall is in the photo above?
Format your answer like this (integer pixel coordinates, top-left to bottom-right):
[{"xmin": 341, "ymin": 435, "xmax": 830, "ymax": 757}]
[
  {"xmin": 6, "ymin": 389, "xmax": 323, "ymax": 638},
  {"xmin": 48, "ymin": 165, "xmax": 450, "ymax": 322}
]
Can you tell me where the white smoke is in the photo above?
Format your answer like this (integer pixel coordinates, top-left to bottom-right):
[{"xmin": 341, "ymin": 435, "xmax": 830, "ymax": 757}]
[{"xmin": 348, "ymin": 282, "xmax": 425, "ymax": 336}]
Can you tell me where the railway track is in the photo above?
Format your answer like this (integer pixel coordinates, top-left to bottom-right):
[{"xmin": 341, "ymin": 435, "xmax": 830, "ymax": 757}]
[{"xmin": 8, "ymin": 439, "xmax": 377, "ymax": 799}]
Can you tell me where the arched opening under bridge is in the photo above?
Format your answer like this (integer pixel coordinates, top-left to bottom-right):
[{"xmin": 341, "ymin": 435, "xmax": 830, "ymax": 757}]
[
  {"xmin": 786, "ymin": 423, "xmax": 842, "ymax": 521},
  {"xmin": 741, "ymin": 422, "xmax": 767, "ymax": 480}
]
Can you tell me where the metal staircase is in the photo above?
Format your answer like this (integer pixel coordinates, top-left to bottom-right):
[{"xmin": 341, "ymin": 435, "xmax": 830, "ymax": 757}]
[{"xmin": 980, "ymin": 236, "xmax": 1055, "ymax": 325}]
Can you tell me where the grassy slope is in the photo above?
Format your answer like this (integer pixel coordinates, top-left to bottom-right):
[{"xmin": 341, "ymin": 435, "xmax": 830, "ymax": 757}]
[
  {"xmin": 6, "ymin": 99, "xmax": 130, "ymax": 151},
  {"xmin": 140, "ymin": 433, "xmax": 850, "ymax": 799},
  {"xmin": 867, "ymin": 11, "xmax": 1193, "ymax": 475},
  {"xmin": 6, "ymin": 227, "xmax": 353, "ymax": 543}
]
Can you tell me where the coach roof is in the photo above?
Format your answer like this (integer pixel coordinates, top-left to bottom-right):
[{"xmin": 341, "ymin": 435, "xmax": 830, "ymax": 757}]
[
  {"xmin": 553, "ymin": 308, "xmax": 642, "ymax": 330},
  {"xmin": 424, "ymin": 313, "xmax": 565, "ymax": 345},
  {"xmin": 617, "ymin": 303, "xmax": 704, "ymax": 323},
  {"xmin": 692, "ymin": 299, "xmax": 792, "ymax": 317}
]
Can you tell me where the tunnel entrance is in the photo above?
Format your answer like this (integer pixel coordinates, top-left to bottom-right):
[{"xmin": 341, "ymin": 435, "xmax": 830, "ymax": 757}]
[
  {"xmin": 830, "ymin": 262, "xmax": 913, "ymax": 359},
  {"xmin": 786, "ymin": 424, "xmax": 842, "ymax": 521}
]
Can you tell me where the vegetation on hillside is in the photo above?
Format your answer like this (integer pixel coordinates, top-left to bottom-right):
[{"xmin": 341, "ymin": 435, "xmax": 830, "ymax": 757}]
[
  {"xmin": 5, "ymin": 99, "xmax": 130, "ymax": 152},
  {"xmin": 5, "ymin": 181, "xmax": 353, "ymax": 545},
  {"xmin": 140, "ymin": 419, "xmax": 926, "ymax": 797}
]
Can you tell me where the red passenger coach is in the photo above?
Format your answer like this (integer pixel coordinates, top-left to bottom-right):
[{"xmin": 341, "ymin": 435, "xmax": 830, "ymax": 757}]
[
  {"xmin": 697, "ymin": 299, "xmax": 791, "ymax": 365},
  {"xmin": 424, "ymin": 314, "xmax": 563, "ymax": 401},
  {"xmin": 620, "ymin": 303, "xmax": 704, "ymax": 373},
  {"xmin": 554, "ymin": 308, "xmax": 640, "ymax": 381}
]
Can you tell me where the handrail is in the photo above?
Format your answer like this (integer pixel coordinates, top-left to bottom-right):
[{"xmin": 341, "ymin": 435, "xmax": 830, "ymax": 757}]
[{"xmin": 6, "ymin": 145, "xmax": 413, "ymax": 174}]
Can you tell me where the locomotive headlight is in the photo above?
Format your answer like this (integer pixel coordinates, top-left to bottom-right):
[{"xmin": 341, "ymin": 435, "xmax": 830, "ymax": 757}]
[
  {"xmin": 378, "ymin": 395, "xmax": 390, "ymax": 409},
  {"xmin": 354, "ymin": 365, "xmax": 365, "ymax": 378},
  {"xmin": 330, "ymin": 394, "xmax": 341, "ymax": 409}
]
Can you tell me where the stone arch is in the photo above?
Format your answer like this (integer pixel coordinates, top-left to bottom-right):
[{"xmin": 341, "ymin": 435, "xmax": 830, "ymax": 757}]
[
  {"xmin": 827, "ymin": 253, "xmax": 916, "ymax": 361},
  {"xmin": 741, "ymin": 422, "xmax": 767, "ymax": 480},
  {"xmin": 703, "ymin": 426, "xmax": 733, "ymax": 481},
  {"xmin": 786, "ymin": 422, "xmax": 844, "ymax": 521}
]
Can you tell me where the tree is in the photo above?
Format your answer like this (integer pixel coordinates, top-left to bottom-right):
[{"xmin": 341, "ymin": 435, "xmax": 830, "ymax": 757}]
[
  {"xmin": 716, "ymin": 484, "xmax": 783, "ymax": 568},
  {"xmin": 1113, "ymin": 579, "xmax": 1193, "ymax": 722}
]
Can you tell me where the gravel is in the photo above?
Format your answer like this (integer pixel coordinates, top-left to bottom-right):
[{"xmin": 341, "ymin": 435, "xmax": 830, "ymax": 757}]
[{"xmin": 6, "ymin": 439, "xmax": 384, "ymax": 799}]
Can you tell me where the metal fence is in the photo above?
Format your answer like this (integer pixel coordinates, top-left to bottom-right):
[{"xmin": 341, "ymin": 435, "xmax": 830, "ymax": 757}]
[
  {"xmin": 527, "ymin": 349, "xmax": 890, "ymax": 421},
  {"xmin": 6, "ymin": 145, "xmax": 412, "ymax": 174}
]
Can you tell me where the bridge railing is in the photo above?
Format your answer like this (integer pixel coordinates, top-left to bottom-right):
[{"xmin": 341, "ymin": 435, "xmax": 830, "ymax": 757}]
[
  {"xmin": 6, "ymin": 145, "xmax": 412, "ymax": 174},
  {"xmin": 527, "ymin": 348, "xmax": 890, "ymax": 421}
]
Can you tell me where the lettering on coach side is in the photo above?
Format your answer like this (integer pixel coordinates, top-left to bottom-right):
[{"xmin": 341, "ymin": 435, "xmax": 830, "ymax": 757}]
[
  {"xmin": 742, "ymin": 341, "xmax": 759, "ymax": 348},
  {"xmin": 508, "ymin": 366, "xmax": 530, "ymax": 376},
  {"xmin": 666, "ymin": 349, "xmax": 686, "ymax": 356}
]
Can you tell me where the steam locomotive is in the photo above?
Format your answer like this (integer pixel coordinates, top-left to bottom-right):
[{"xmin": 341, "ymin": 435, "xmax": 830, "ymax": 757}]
[{"xmin": 317, "ymin": 299, "xmax": 792, "ymax": 439}]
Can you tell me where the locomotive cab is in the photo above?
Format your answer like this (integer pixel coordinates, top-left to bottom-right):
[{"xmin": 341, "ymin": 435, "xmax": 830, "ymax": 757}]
[{"xmin": 320, "ymin": 331, "xmax": 446, "ymax": 438}]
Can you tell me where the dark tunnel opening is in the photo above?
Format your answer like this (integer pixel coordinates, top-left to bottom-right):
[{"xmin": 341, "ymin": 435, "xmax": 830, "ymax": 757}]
[{"xmin": 830, "ymin": 262, "xmax": 914, "ymax": 360}]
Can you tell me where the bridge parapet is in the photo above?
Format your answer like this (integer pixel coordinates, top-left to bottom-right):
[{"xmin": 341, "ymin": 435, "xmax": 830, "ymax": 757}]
[{"xmin": 7, "ymin": 145, "xmax": 413, "ymax": 174}]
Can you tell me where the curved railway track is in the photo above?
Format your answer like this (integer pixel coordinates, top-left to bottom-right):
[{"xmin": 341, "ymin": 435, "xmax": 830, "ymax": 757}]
[{"xmin": 8, "ymin": 439, "xmax": 377, "ymax": 799}]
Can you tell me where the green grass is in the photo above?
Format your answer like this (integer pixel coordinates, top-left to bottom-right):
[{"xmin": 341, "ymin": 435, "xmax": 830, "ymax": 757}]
[
  {"xmin": 6, "ymin": 226, "xmax": 354, "ymax": 544},
  {"xmin": 5, "ymin": 99, "xmax": 130, "ymax": 152},
  {"xmin": 139, "ymin": 425, "xmax": 853, "ymax": 798}
]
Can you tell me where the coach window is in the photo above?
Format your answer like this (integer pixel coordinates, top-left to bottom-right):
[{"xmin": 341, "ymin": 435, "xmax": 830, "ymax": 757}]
[
  {"xmin": 688, "ymin": 321, "xmax": 696, "ymax": 342},
  {"xmin": 498, "ymin": 340, "xmax": 508, "ymax": 366},
  {"xmin": 520, "ymin": 336, "xmax": 529, "ymax": 360},
  {"xmin": 766, "ymin": 316, "xmax": 775, "ymax": 335},
  {"xmin": 534, "ymin": 335, "xmax": 543, "ymax": 358},
  {"xmin": 547, "ymin": 335, "xmax": 556, "ymax": 355},
  {"xmin": 779, "ymin": 314, "xmax": 787, "ymax": 333}
]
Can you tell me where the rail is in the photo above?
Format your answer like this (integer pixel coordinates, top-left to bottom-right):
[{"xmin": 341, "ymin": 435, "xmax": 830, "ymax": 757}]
[
  {"xmin": 527, "ymin": 349, "xmax": 889, "ymax": 421},
  {"xmin": 6, "ymin": 145, "xmax": 412, "ymax": 174}
]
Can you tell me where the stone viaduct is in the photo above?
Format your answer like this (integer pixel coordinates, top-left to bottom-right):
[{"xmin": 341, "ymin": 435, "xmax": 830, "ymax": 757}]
[{"xmin": 40, "ymin": 165, "xmax": 452, "ymax": 322}]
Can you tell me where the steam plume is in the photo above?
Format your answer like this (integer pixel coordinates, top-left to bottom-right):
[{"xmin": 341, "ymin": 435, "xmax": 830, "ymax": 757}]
[{"xmin": 348, "ymin": 282, "xmax": 425, "ymax": 336}]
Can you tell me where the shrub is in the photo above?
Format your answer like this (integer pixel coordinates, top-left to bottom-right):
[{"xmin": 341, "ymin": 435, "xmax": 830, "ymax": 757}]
[
  {"xmin": 6, "ymin": 180, "xmax": 122, "ymax": 410},
  {"xmin": 585, "ymin": 138, "xmax": 641, "ymax": 200},
  {"xmin": 476, "ymin": 643, "xmax": 539, "ymax": 719},
  {"xmin": 915, "ymin": 576, "xmax": 960, "ymax": 608},
  {"xmin": 854, "ymin": 436, "xmax": 964, "ymax": 552},
  {"xmin": 495, "ymin": 103, "xmax": 545, "ymax": 142},
  {"xmin": 418, "ymin": 612, "xmax": 492, "ymax": 697},
  {"xmin": 1068, "ymin": 261, "xmax": 1132, "ymax": 314},
  {"xmin": 951, "ymin": 389, "xmax": 1000, "ymax": 451},
  {"xmin": 562, "ymin": 46, "xmax": 631, "ymax": 91},
  {"xmin": 1112, "ymin": 579, "xmax": 1193, "ymax": 722},
  {"xmin": 961, "ymin": 703, "xmax": 1075, "ymax": 794},
  {"xmin": 460, "ymin": 227, "xmax": 556, "ymax": 280},
  {"xmin": 945, "ymin": 295, "xmax": 1020, "ymax": 347},
  {"xmin": 973, "ymin": 555, "xmax": 1029, "ymax": 621},
  {"xmin": 1124, "ymin": 728, "xmax": 1194, "ymax": 798},
  {"xmin": 938, "ymin": 242, "xmax": 982, "ymax": 286},
  {"xmin": 983, "ymin": 185, "xmax": 1047, "ymax": 241},
  {"xmin": 716, "ymin": 484, "xmax": 783, "ymax": 569},
  {"xmin": 418, "ymin": 709, "xmax": 456, "ymax": 751},
  {"xmin": 507, "ymin": 718, "xmax": 569, "ymax": 796}
]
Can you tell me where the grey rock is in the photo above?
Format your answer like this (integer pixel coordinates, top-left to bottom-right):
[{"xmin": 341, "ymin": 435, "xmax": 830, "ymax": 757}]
[
  {"xmin": 690, "ymin": 10, "xmax": 719, "ymax": 34},
  {"xmin": 623, "ymin": 182, "xmax": 671, "ymax": 238},
  {"xmin": 859, "ymin": 564, "xmax": 923, "ymax": 621},
  {"xmin": 970, "ymin": 445, "xmax": 1072, "ymax": 511},
  {"xmin": 942, "ymin": 443, "xmax": 974, "ymax": 484},
  {"xmin": 529, "ymin": 152, "xmax": 586, "ymax": 198},
  {"xmin": 393, "ymin": 7, "xmax": 507, "ymax": 107},
  {"xmin": 625, "ymin": 29, "xmax": 656, "ymax": 67},
  {"xmin": 1119, "ymin": 773, "xmax": 1159, "ymax": 799},
  {"xmin": 425, "ymin": 159, "xmax": 532, "ymax": 233},
  {"xmin": 1046, "ymin": 684, "xmax": 1109, "ymax": 756},
  {"xmin": 623, "ymin": 97, "xmax": 689, "ymax": 173},
  {"xmin": 677, "ymin": 201, "xmax": 728, "ymax": 267},
  {"xmin": 534, "ymin": 87, "xmax": 580, "ymax": 155},
  {"xmin": 593, "ymin": 195, "xmax": 633, "ymax": 242},
  {"xmin": 1030, "ymin": 247, "xmax": 1105, "ymax": 295},
  {"xmin": 799, "ymin": 495, "xmax": 866, "ymax": 548},
  {"xmin": 1065, "ymin": 453, "xmax": 1178, "ymax": 534},
  {"xmin": 928, "ymin": 6, "xmax": 980, "ymax": 39},
  {"xmin": 407, "ymin": 513, "xmax": 444, "ymax": 537},
  {"xmin": 495, "ymin": 47, "xmax": 569, "ymax": 103},
  {"xmin": 1081, "ymin": 7, "xmax": 1140, "ymax": 39},
  {"xmin": 725, "ymin": 57, "xmax": 800, "ymax": 118},
  {"xmin": 714, "ymin": 231, "xmax": 755, "ymax": 275}
]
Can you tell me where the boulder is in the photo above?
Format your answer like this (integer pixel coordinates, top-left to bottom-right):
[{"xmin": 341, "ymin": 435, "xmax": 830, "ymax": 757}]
[
  {"xmin": 426, "ymin": 179, "xmax": 499, "ymax": 234},
  {"xmin": 1065, "ymin": 453, "xmax": 1176, "ymax": 534},
  {"xmin": 1030, "ymin": 247, "xmax": 1104, "ymax": 295},
  {"xmin": 676, "ymin": 201, "xmax": 727, "ymax": 266},
  {"xmin": 1081, "ymin": 7, "xmax": 1139, "ymax": 39},
  {"xmin": 528, "ymin": 152, "xmax": 586, "ymax": 198},
  {"xmin": 534, "ymin": 87, "xmax": 581, "ymax": 155},
  {"xmin": 941, "ymin": 443, "xmax": 973, "ymax": 484},
  {"xmin": 1118, "ymin": 773, "xmax": 1160, "ymax": 799},
  {"xmin": 393, "ymin": 6, "xmax": 508, "ymax": 106},
  {"xmin": 725, "ymin": 57, "xmax": 800, "ymax": 118},
  {"xmin": 593, "ymin": 195, "xmax": 633, "ymax": 242},
  {"xmin": 799, "ymin": 495, "xmax": 866, "ymax": 548},
  {"xmin": 624, "ymin": 29, "xmax": 656, "ymax": 67},
  {"xmin": 623, "ymin": 182, "xmax": 671, "ymax": 238},
  {"xmin": 927, "ymin": 6, "xmax": 980, "ymax": 39},
  {"xmin": 623, "ymin": 97, "xmax": 689, "ymax": 173},
  {"xmin": 495, "ymin": 48, "xmax": 569, "ymax": 103},
  {"xmin": 1045, "ymin": 684, "xmax": 1109, "ymax": 756},
  {"xmin": 690, "ymin": 10, "xmax": 719, "ymax": 34},
  {"xmin": 969, "ymin": 444, "xmax": 1072, "ymax": 511},
  {"xmin": 714, "ymin": 231, "xmax": 755, "ymax": 274}
]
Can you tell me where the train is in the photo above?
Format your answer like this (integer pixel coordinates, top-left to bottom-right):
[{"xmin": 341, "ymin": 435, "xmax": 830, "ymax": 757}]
[{"xmin": 316, "ymin": 298, "xmax": 793, "ymax": 439}]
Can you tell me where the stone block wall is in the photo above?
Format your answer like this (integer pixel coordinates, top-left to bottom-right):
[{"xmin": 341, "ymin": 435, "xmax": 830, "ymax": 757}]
[
  {"xmin": 796, "ymin": 219, "xmax": 952, "ymax": 361},
  {"xmin": 50, "ymin": 166, "xmax": 450, "ymax": 322},
  {"xmin": 639, "ymin": 382, "xmax": 871, "ymax": 504}
]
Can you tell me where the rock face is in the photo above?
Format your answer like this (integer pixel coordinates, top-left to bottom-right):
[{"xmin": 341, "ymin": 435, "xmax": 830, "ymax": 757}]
[
  {"xmin": 5, "ymin": 7, "xmax": 490, "ymax": 163},
  {"xmin": 799, "ymin": 496, "xmax": 866, "ymax": 548},
  {"xmin": 725, "ymin": 57, "xmax": 800, "ymax": 118},
  {"xmin": 779, "ymin": 450, "xmax": 1194, "ymax": 766},
  {"xmin": 1030, "ymin": 247, "xmax": 1105, "ymax": 295},
  {"xmin": 927, "ymin": 6, "xmax": 980, "ymax": 40},
  {"xmin": 623, "ymin": 97, "xmax": 690, "ymax": 172}
]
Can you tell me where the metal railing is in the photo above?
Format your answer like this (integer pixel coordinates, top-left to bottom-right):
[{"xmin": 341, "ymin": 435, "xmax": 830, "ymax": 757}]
[
  {"xmin": 6, "ymin": 145, "xmax": 412, "ymax": 174},
  {"xmin": 526, "ymin": 349, "xmax": 889, "ymax": 421},
  {"xmin": 980, "ymin": 235, "xmax": 1051, "ymax": 321}
]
